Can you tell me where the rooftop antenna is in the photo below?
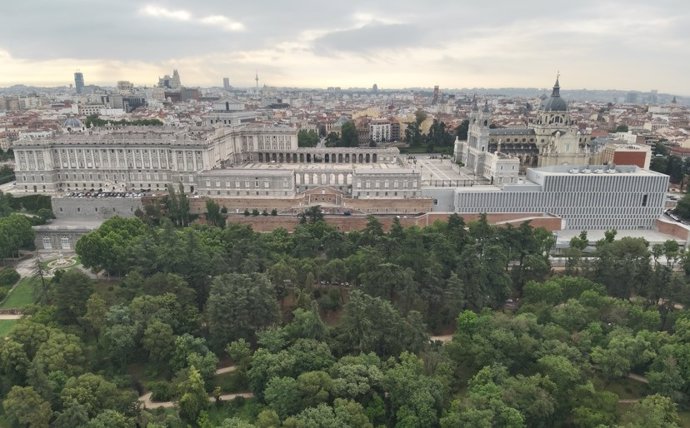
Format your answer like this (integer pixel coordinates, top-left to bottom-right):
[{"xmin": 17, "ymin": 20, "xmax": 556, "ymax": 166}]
[{"xmin": 255, "ymin": 71, "xmax": 259, "ymax": 92}]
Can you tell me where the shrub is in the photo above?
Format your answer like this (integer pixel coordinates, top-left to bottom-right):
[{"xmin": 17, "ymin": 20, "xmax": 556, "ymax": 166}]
[
  {"xmin": 0, "ymin": 268, "xmax": 20, "ymax": 287},
  {"xmin": 149, "ymin": 381, "xmax": 177, "ymax": 402},
  {"xmin": 243, "ymin": 209, "xmax": 250, "ymax": 216},
  {"xmin": 271, "ymin": 209, "xmax": 278, "ymax": 216}
]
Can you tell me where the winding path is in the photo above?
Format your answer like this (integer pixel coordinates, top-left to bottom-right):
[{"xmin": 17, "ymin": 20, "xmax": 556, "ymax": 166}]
[{"xmin": 137, "ymin": 366, "xmax": 254, "ymax": 409}]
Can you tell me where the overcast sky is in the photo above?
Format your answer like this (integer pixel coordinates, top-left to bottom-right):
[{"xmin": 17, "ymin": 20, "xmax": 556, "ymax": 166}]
[{"xmin": 0, "ymin": 0, "xmax": 688, "ymax": 94}]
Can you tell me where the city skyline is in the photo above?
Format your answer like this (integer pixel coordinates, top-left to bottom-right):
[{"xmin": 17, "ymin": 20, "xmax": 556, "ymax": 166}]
[{"xmin": 0, "ymin": 1, "xmax": 689, "ymax": 94}]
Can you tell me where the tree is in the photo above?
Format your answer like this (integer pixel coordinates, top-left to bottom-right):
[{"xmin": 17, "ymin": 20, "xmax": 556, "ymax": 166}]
[
  {"xmin": 178, "ymin": 366, "xmax": 209, "ymax": 424},
  {"xmin": 340, "ymin": 121, "xmax": 358, "ymax": 147},
  {"xmin": 615, "ymin": 124, "xmax": 629, "ymax": 133},
  {"xmin": 206, "ymin": 273, "xmax": 280, "ymax": 347},
  {"xmin": 60, "ymin": 373, "xmax": 121, "ymax": 418},
  {"xmin": 621, "ymin": 394, "xmax": 681, "ymax": 427},
  {"xmin": 82, "ymin": 294, "xmax": 108, "ymax": 337},
  {"xmin": 51, "ymin": 270, "xmax": 94, "ymax": 325},
  {"xmin": 33, "ymin": 331, "xmax": 86, "ymax": 377},
  {"xmin": 265, "ymin": 376, "xmax": 301, "ymax": 419},
  {"xmin": 0, "ymin": 214, "xmax": 34, "ymax": 259},
  {"xmin": 298, "ymin": 129, "xmax": 319, "ymax": 147},
  {"xmin": 335, "ymin": 291, "xmax": 427, "ymax": 357},
  {"xmin": 2, "ymin": 385, "xmax": 52, "ymax": 428},
  {"xmin": 142, "ymin": 320, "xmax": 176, "ymax": 367},
  {"xmin": 456, "ymin": 119, "xmax": 470, "ymax": 140},
  {"xmin": 86, "ymin": 410, "xmax": 135, "ymax": 428},
  {"xmin": 206, "ymin": 199, "xmax": 225, "ymax": 228},
  {"xmin": 384, "ymin": 352, "xmax": 445, "ymax": 427}
]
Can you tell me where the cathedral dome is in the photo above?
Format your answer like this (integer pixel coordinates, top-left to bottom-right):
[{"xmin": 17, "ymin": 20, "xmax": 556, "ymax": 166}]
[
  {"xmin": 63, "ymin": 117, "xmax": 84, "ymax": 131},
  {"xmin": 541, "ymin": 77, "xmax": 567, "ymax": 112}
]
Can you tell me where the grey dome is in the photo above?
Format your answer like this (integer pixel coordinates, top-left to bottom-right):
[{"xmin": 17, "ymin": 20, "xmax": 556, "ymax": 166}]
[
  {"xmin": 63, "ymin": 118, "xmax": 83, "ymax": 129},
  {"xmin": 541, "ymin": 78, "xmax": 567, "ymax": 112}
]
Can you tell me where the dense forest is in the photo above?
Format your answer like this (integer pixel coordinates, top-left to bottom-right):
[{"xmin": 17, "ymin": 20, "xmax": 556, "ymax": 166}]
[{"xmin": 2, "ymin": 209, "xmax": 690, "ymax": 427}]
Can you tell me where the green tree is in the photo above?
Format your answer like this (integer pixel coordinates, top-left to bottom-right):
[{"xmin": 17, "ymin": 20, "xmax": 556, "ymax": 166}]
[
  {"xmin": 2, "ymin": 385, "xmax": 52, "ymax": 428},
  {"xmin": 60, "ymin": 373, "xmax": 121, "ymax": 418},
  {"xmin": 51, "ymin": 270, "xmax": 94, "ymax": 325},
  {"xmin": 142, "ymin": 320, "xmax": 176, "ymax": 367},
  {"xmin": 178, "ymin": 366, "xmax": 209, "ymax": 425},
  {"xmin": 340, "ymin": 121, "xmax": 359, "ymax": 147},
  {"xmin": 335, "ymin": 290, "xmax": 427, "ymax": 357},
  {"xmin": 86, "ymin": 410, "xmax": 135, "ymax": 428},
  {"xmin": 298, "ymin": 129, "xmax": 319, "ymax": 147},
  {"xmin": 0, "ymin": 214, "xmax": 34, "ymax": 258},
  {"xmin": 206, "ymin": 273, "xmax": 280, "ymax": 348},
  {"xmin": 82, "ymin": 294, "xmax": 108, "ymax": 337},
  {"xmin": 206, "ymin": 199, "xmax": 226, "ymax": 228},
  {"xmin": 621, "ymin": 394, "xmax": 681, "ymax": 427}
]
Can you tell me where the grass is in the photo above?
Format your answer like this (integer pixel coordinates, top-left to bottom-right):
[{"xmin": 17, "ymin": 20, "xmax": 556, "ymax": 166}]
[
  {"xmin": 211, "ymin": 371, "xmax": 249, "ymax": 393},
  {"xmin": 0, "ymin": 319, "xmax": 17, "ymax": 337},
  {"xmin": 0, "ymin": 276, "xmax": 39, "ymax": 309}
]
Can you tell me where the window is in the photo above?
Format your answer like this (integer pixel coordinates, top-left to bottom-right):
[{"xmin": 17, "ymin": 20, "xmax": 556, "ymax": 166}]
[
  {"xmin": 42, "ymin": 237, "xmax": 52, "ymax": 250},
  {"xmin": 642, "ymin": 194, "xmax": 648, "ymax": 207},
  {"xmin": 60, "ymin": 237, "xmax": 71, "ymax": 250}
]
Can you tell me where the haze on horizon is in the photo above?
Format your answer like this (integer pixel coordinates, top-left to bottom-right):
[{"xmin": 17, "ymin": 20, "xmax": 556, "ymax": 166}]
[{"xmin": 1, "ymin": 0, "xmax": 688, "ymax": 95}]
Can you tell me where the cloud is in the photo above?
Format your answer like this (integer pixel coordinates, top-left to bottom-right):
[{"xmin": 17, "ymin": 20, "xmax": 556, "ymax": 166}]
[
  {"xmin": 0, "ymin": 0, "xmax": 687, "ymax": 93},
  {"xmin": 138, "ymin": 4, "xmax": 244, "ymax": 33},
  {"xmin": 312, "ymin": 23, "xmax": 425, "ymax": 55},
  {"xmin": 139, "ymin": 5, "xmax": 191, "ymax": 21},
  {"xmin": 200, "ymin": 15, "xmax": 245, "ymax": 32}
]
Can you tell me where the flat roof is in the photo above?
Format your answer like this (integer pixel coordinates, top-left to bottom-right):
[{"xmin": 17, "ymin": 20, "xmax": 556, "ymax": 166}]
[
  {"xmin": 532, "ymin": 165, "xmax": 667, "ymax": 177},
  {"xmin": 33, "ymin": 218, "xmax": 104, "ymax": 231},
  {"xmin": 237, "ymin": 162, "xmax": 403, "ymax": 172},
  {"xmin": 554, "ymin": 228, "xmax": 686, "ymax": 247}
]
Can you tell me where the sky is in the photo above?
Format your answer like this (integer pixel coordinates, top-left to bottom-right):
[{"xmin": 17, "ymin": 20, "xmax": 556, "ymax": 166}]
[{"xmin": 0, "ymin": 0, "xmax": 689, "ymax": 94}]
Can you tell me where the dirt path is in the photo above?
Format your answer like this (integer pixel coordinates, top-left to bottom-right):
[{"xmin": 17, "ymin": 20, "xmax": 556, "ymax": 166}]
[
  {"xmin": 138, "ymin": 366, "xmax": 253, "ymax": 409},
  {"xmin": 618, "ymin": 399, "xmax": 640, "ymax": 404},
  {"xmin": 14, "ymin": 256, "xmax": 37, "ymax": 278},
  {"xmin": 215, "ymin": 365, "xmax": 237, "ymax": 375},
  {"xmin": 0, "ymin": 314, "xmax": 23, "ymax": 320},
  {"xmin": 430, "ymin": 335, "xmax": 453, "ymax": 343},
  {"xmin": 627, "ymin": 373, "xmax": 649, "ymax": 384}
]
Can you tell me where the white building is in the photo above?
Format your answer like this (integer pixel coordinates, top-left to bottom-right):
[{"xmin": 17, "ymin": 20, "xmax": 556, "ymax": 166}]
[
  {"xmin": 369, "ymin": 120, "xmax": 392, "ymax": 142},
  {"xmin": 452, "ymin": 165, "xmax": 668, "ymax": 230}
]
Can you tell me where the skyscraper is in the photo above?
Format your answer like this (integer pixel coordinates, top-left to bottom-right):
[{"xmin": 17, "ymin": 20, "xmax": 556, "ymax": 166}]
[
  {"xmin": 223, "ymin": 77, "xmax": 231, "ymax": 90},
  {"xmin": 171, "ymin": 70, "xmax": 181, "ymax": 89},
  {"xmin": 74, "ymin": 71, "xmax": 84, "ymax": 94}
]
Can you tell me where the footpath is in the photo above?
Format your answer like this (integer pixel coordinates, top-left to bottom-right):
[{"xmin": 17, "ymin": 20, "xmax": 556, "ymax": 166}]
[{"xmin": 137, "ymin": 365, "xmax": 255, "ymax": 410}]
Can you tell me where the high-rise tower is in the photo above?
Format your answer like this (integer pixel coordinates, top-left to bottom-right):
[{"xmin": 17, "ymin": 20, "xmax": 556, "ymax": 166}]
[
  {"xmin": 74, "ymin": 71, "xmax": 84, "ymax": 94},
  {"xmin": 223, "ymin": 77, "xmax": 231, "ymax": 90}
]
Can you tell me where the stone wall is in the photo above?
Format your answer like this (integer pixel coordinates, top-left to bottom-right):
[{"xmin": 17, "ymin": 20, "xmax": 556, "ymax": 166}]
[
  {"xmin": 221, "ymin": 212, "xmax": 563, "ymax": 233},
  {"xmin": 53, "ymin": 197, "xmax": 143, "ymax": 220},
  {"xmin": 656, "ymin": 218, "xmax": 690, "ymax": 243}
]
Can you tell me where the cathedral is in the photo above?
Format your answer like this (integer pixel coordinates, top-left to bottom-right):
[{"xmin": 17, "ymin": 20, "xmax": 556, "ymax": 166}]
[{"xmin": 454, "ymin": 77, "xmax": 592, "ymax": 181}]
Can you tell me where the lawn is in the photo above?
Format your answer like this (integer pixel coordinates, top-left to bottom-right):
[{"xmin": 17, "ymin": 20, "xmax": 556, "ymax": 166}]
[
  {"xmin": 0, "ymin": 319, "xmax": 17, "ymax": 337},
  {"xmin": 0, "ymin": 276, "xmax": 39, "ymax": 309}
]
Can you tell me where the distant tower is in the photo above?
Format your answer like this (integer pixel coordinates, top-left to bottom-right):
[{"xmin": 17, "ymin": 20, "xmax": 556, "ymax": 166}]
[
  {"xmin": 255, "ymin": 71, "xmax": 259, "ymax": 93},
  {"xmin": 171, "ymin": 69, "xmax": 181, "ymax": 89},
  {"xmin": 223, "ymin": 77, "xmax": 231, "ymax": 90},
  {"xmin": 74, "ymin": 71, "xmax": 84, "ymax": 94},
  {"xmin": 432, "ymin": 85, "xmax": 440, "ymax": 104},
  {"xmin": 372, "ymin": 83, "xmax": 378, "ymax": 93}
]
